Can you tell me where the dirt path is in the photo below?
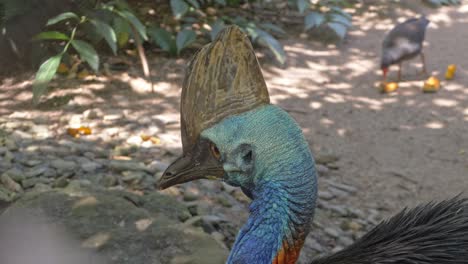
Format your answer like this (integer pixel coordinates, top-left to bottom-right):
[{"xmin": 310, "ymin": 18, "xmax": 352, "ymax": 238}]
[
  {"xmin": 1, "ymin": 0, "xmax": 466, "ymax": 227},
  {"xmin": 264, "ymin": 2, "xmax": 468, "ymax": 213}
]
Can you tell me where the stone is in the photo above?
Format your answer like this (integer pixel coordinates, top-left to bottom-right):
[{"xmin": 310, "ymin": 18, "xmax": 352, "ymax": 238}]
[
  {"xmin": 326, "ymin": 180, "xmax": 357, "ymax": 194},
  {"xmin": 316, "ymin": 164, "xmax": 330, "ymax": 175},
  {"xmin": 51, "ymin": 159, "xmax": 77, "ymax": 171},
  {"xmin": 21, "ymin": 177, "xmax": 51, "ymax": 189},
  {"xmin": 22, "ymin": 159, "xmax": 42, "ymax": 167},
  {"xmin": 4, "ymin": 138, "xmax": 18, "ymax": 151},
  {"xmin": 324, "ymin": 227, "xmax": 341, "ymax": 238},
  {"xmin": 30, "ymin": 124, "xmax": 50, "ymax": 138},
  {"xmin": 100, "ymin": 174, "xmax": 117, "ymax": 187},
  {"xmin": 121, "ymin": 171, "xmax": 145, "ymax": 183},
  {"xmin": 1, "ymin": 173, "xmax": 23, "ymax": 192},
  {"xmin": 81, "ymin": 161, "xmax": 102, "ymax": 172},
  {"xmin": 315, "ymin": 153, "xmax": 339, "ymax": 164},
  {"xmin": 4, "ymin": 168, "xmax": 25, "ymax": 181},
  {"xmin": 109, "ymin": 160, "xmax": 148, "ymax": 172},
  {"xmin": 0, "ymin": 146, "xmax": 7, "ymax": 155},
  {"xmin": 147, "ymin": 160, "xmax": 169, "ymax": 174},
  {"xmin": 318, "ymin": 191, "xmax": 335, "ymax": 200},
  {"xmin": 24, "ymin": 166, "xmax": 48, "ymax": 178},
  {"xmin": 337, "ymin": 236, "xmax": 354, "ymax": 247}
]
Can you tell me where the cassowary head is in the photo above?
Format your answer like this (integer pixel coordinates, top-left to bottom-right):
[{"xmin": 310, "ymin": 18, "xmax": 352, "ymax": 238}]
[{"xmin": 158, "ymin": 26, "xmax": 317, "ymax": 263}]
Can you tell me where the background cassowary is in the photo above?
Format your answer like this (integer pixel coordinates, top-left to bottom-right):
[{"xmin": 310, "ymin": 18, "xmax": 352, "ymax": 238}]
[
  {"xmin": 381, "ymin": 16, "xmax": 430, "ymax": 82},
  {"xmin": 158, "ymin": 26, "xmax": 468, "ymax": 264}
]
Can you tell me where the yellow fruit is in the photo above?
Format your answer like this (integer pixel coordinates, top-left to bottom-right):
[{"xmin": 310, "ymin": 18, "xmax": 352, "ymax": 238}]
[
  {"xmin": 423, "ymin": 76, "xmax": 440, "ymax": 93},
  {"xmin": 381, "ymin": 82, "xmax": 399, "ymax": 93},
  {"xmin": 77, "ymin": 69, "xmax": 90, "ymax": 79},
  {"xmin": 57, "ymin": 63, "xmax": 69, "ymax": 74},
  {"xmin": 445, "ymin": 64, "xmax": 456, "ymax": 80}
]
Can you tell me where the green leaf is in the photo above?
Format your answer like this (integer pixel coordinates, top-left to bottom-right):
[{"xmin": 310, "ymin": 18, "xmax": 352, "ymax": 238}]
[
  {"xmin": 176, "ymin": 29, "xmax": 197, "ymax": 55},
  {"xmin": 32, "ymin": 54, "xmax": 62, "ymax": 104},
  {"xmin": 71, "ymin": 40, "xmax": 99, "ymax": 71},
  {"xmin": 327, "ymin": 22, "xmax": 347, "ymax": 39},
  {"xmin": 113, "ymin": 16, "xmax": 131, "ymax": 47},
  {"xmin": 330, "ymin": 13, "xmax": 352, "ymax": 27},
  {"xmin": 210, "ymin": 20, "xmax": 225, "ymax": 41},
  {"xmin": 33, "ymin": 31, "xmax": 69, "ymax": 41},
  {"xmin": 304, "ymin": 12, "xmax": 325, "ymax": 30},
  {"xmin": 118, "ymin": 10, "xmax": 147, "ymax": 40},
  {"xmin": 185, "ymin": 0, "xmax": 200, "ymax": 8},
  {"xmin": 46, "ymin": 12, "xmax": 79, "ymax": 26},
  {"xmin": 255, "ymin": 29, "xmax": 286, "ymax": 65},
  {"xmin": 215, "ymin": 0, "xmax": 227, "ymax": 6},
  {"xmin": 91, "ymin": 19, "xmax": 117, "ymax": 55},
  {"xmin": 170, "ymin": 0, "xmax": 189, "ymax": 19},
  {"xmin": 259, "ymin": 23, "xmax": 286, "ymax": 36},
  {"xmin": 296, "ymin": 0, "xmax": 309, "ymax": 14},
  {"xmin": 330, "ymin": 6, "xmax": 352, "ymax": 20},
  {"xmin": 148, "ymin": 28, "xmax": 177, "ymax": 55}
]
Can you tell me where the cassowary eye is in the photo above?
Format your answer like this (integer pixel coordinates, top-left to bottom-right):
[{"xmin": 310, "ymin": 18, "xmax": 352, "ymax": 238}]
[
  {"xmin": 243, "ymin": 150, "xmax": 252, "ymax": 163},
  {"xmin": 210, "ymin": 143, "xmax": 221, "ymax": 160}
]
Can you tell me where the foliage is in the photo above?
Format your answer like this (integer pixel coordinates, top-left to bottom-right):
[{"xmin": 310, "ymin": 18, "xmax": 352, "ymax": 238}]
[
  {"xmin": 300, "ymin": 0, "xmax": 353, "ymax": 39},
  {"xmin": 30, "ymin": 0, "xmax": 147, "ymax": 104},
  {"xmin": 423, "ymin": 0, "xmax": 461, "ymax": 6}
]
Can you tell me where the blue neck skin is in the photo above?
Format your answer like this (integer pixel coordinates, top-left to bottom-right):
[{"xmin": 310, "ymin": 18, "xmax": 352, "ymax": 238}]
[{"xmin": 202, "ymin": 105, "xmax": 318, "ymax": 264}]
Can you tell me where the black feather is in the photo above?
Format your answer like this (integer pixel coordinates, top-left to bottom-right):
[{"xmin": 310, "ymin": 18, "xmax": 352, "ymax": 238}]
[{"xmin": 311, "ymin": 197, "xmax": 468, "ymax": 264}]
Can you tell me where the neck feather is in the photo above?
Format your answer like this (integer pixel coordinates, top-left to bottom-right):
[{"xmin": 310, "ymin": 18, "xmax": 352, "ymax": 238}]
[{"xmin": 227, "ymin": 169, "xmax": 317, "ymax": 264}]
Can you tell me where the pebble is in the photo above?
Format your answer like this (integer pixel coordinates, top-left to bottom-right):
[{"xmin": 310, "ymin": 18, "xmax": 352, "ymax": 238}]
[
  {"xmin": 81, "ymin": 161, "xmax": 102, "ymax": 172},
  {"xmin": 3, "ymin": 168, "xmax": 24, "ymax": 181},
  {"xmin": 315, "ymin": 153, "xmax": 339, "ymax": 164},
  {"xmin": 324, "ymin": 227, "xmax": 341, "ymax": 238},
  {"xmin": 0, "ymin": 173, "xmax": 23, "ymax": 192},
  {"xmin": 147, "ymin": 160, "xmax": 169, "ymax": 174},
  {"xmin": 51, "ymin": 159, "xmax": 77, "ymax": 171},
  {"xmin": 121, "ymin": 171, "xmax": 145, "ymax": 182},
  {"xmin": 24, "ymin": 166, "xmax": 48, "ymax": 178},
  {"xmin": 318, "ymin": 191, "xmax": 335, "ymax": 200},
  {"xmin": 109, "ymin": 160, "xmax": 148, "ymax": 172},
  {"xmin": 21, "ymin": 177, "xmax": 51, "ymax": 189}
]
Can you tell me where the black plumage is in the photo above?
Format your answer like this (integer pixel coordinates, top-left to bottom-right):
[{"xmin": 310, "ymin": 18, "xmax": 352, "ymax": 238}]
[
  {"xmin": 311, "ymin": 197, "xmax": 468, "ymax": 264},
  {"xmin": 381, "ymin": 16, "xmax": 430, "ymax": 82}
]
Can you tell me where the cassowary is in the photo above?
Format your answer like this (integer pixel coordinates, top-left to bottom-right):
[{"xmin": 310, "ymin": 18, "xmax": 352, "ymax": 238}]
[
  {"xmin": 158, "ymin": 26, "xmax": 468, "ymax": 264},
  {"xmin": 381, "ymin": 16, "xmax": 430, "ymax": 82}
]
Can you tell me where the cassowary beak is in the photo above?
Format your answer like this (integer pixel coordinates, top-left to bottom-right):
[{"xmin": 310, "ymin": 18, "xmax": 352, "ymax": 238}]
[{"xmin": 157, "ymin": 139, "xmax": 224, "ymax": 190}]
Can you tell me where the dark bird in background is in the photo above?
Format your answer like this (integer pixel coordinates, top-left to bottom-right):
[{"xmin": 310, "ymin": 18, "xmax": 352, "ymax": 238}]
[
  {"xmin": 381, "ymin": 16, "xmax": 430, "ymax": 82},
  {"xmin": 158, "ymin": 26, "xmax": 468, "ymax": 264}
]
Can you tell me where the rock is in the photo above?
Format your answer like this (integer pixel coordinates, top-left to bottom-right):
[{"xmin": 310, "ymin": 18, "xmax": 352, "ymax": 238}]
[
  {"xmin": 4, "ymin": 138, "xmax": 18, "ymax": 151},
  {"xmin": 0, "ymin": 146, "xmax": 7, "ymax": 155},
  {"xmin": 100, "ymin": 174, "xmax": 117, "ymax": 187},
  {"xmin": 53, "ymin": 176, "xmax": 70, "ymax": 188},
  {"xmin": 51, "ymin": 159, "xmax": 77, "ymax": 171},
  {"xmin": 4, "ymin": 150, "xmax": 14, "ymax": 162},
  {"xmin": 0, "ymin": 186, "xmax": 13, "ymax": 202},
  {"xmin": 43, "ymin": 168, "xmax": 58, "ymax": 178},
  {"xmin": 24, "ymin": 166, "xmax": 48, "ymax": 178},
  {"xmin": 303, "ymin": 236, "xmax": 324, "ymax": 252},
  {"xmin": 318, "ymin": 191, "xmax": 335, "ymax": 200},
  {"xmin": 326, "ymin": 180, "xmax": 357, "ymax": 194},
  {"xmin": 315, "ymin": 153, "xmax": 339, "ymax": 165},
  {"xmin": 0, "ymin": 173, "xmax": 23, "ymax": 192},
  {"xmin": 31, "ymin": 183, "xmax": 53, "ymax": 193},
  {"xmin": 22, "ymin": 159, "xmax": 42, "ymax": 167},
  {"xmin": 337, "ymin": 236, "xmax": 354, "ymax": 247},
  {"xmin": 21, "ymin": 177, "xmax": 51, "ymax": 189},
  {"xmin": 324, "ymin": 227, "xmax": 341, "ymax": 238},
  {"xmin": 147, "ymin": 160, "xmax": 169, "ymax": 174},
  {"xmin": 109, "ymin": 160, "xmax": 148, "ymax": 172},
  {"xmin": 183, "ymin": 189, "xmax": 199, "ymax": 202},
  {"xmin": 121, "ymin": 171, "xmax": 145, "ymax": 183},
  {"xmin": 316, "ymin": 164, "xmax": 330, "ymax": 175},
  {"xmin": 3, "ymin": 187, "xmax": 229, "ymax": 264},
  {"xmin": 30, "ymin": 124, "xmax": 50, "ymax": 138},
  {"xmin": 4, "ymin": 168, "xmax": 25, "ymax": 181},
  {"xmin": 81, "ymin": 161, "xmax": 102, "ymax": 172}
]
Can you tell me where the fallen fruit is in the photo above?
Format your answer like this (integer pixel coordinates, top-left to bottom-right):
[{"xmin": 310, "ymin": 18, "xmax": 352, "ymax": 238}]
[
  {"xmin": 445, "ymin": 64, "xmax": 456, "ymax": 80},
  {"xmin": 423, "ymin": 76, "xmax": 440, "ymax": 93},
  {"xmin": 380, "ymin": 82, "xmax": 399, "ymax": 93},
  {"xmin": 57, "ymin": 63, "xmax": 69, "ymax": 74}
]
